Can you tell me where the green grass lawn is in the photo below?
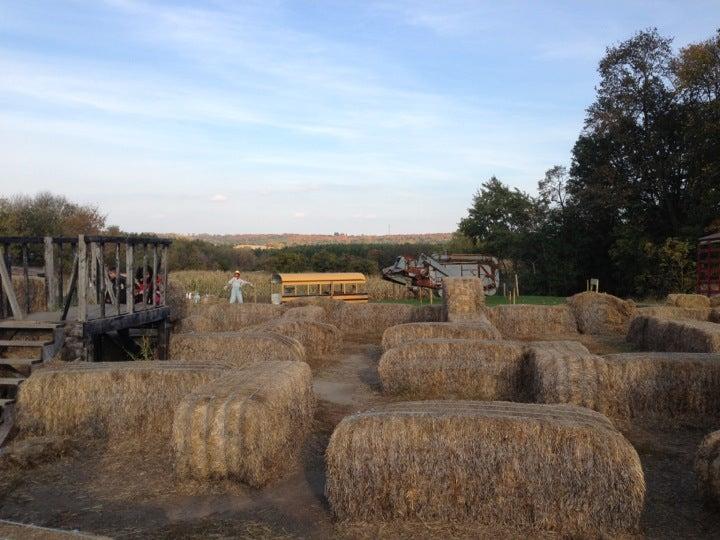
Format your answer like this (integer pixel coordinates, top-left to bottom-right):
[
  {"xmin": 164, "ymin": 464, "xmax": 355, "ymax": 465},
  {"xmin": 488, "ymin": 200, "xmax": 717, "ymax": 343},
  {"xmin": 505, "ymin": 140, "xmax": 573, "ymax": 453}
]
[{"xmin": 377, "ymin": 295, "xmax": 566, "ymax": 306}]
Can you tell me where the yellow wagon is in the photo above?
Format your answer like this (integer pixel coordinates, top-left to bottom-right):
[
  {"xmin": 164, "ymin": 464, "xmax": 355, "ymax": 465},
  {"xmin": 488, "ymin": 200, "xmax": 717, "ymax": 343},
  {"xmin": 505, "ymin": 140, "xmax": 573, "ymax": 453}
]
[{"xmin": 270, "ymin": 272, "xmax": 369, "ymax": 304}]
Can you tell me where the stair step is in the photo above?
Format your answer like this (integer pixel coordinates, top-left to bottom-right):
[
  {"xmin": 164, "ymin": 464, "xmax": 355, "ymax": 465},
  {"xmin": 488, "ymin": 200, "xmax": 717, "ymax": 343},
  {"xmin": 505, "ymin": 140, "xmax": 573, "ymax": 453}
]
[
  {"xmin": 0, "ymin": 358, "xmax": 41, "ymax": 367},
  {"xmin": 0, "ymin": 340, "xmax": 51, "ymax": 347},
  {"xmin": 0, "ymin": 399, "xmax": 14, "ymax": 407},
  {"xmin": 0, "ymin": 377, "xmax": 24, "ymax": 386},
  {"xmin": 0, "ymin": 321, "xmax": 60, "ymax": 330}
]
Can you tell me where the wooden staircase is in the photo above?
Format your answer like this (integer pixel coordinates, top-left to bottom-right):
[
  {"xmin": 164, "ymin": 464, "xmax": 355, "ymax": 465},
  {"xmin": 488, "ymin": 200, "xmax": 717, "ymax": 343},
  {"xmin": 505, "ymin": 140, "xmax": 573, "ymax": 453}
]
[{"xmin": 0, "ymin": 320, "xmax": 65, "ymax": 446}]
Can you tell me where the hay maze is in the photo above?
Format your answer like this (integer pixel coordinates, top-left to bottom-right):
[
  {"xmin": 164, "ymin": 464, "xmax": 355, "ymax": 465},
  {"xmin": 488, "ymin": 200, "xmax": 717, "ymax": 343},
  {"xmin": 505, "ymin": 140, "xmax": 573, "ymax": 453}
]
[{"xmin": 3, "ymin": 286, "xmax": 720, "ymax": 537}]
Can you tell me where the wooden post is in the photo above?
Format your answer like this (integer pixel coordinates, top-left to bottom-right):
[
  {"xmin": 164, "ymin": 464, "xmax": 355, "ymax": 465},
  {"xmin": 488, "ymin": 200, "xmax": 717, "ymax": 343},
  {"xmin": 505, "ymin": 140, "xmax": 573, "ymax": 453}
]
[
  {"xmin": 44, "ymin": 237, "xmax": 58, "ymax": 311},
  {"xmin": 0, "ymin": 244, "xmax": 23, "ymax": 320},
  {"xmin": 58, "ymin": 242, "xmax": 65, "ymax": 309},
  {"xmin": 99, "ymin": 243, "xmax": 106, "ymax": 319},
  {"xmin": 157, "ymin": 318, "xmax": 170, "ymax": 360},
  {"xmin": 161, "ymin": 245, "xmax": 168, "ymax": 307},
  {"xmin": 61, "ymin": 255, "xmax": 78, "ymax": 321},
  {"xmin": 152, "ymin": 244, "xmax": 158, "ymax": 307},
  {"xmin": 78, "ymin": 235, "xmax": 87, "ymax": 322},
  {"xmin": 514, "ymin": 273, "xmax": 519, "ymax": 300},
  {"xmin": 126, "ymin": 242, "xmax": 134, "ymax": 314},
  {"xmin": 142, "ymin": 245, "xmax": 148, "ymax": 307},
  {"xmin": 90, "ymin": 241, "xmax": 100, "ymax": 304},
  {"xmin": 22, "ymin": 243, "xmax": 30, "ymax": 314},
  {"xmin": 114, "ymin": 242, "xmax": 120, "ymax": 316}
]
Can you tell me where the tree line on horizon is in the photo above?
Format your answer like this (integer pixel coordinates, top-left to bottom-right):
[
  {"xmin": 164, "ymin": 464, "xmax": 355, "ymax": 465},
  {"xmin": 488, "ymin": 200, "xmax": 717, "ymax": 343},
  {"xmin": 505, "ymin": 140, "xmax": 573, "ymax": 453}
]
[{"xmin": 2, "ymin": 29, "xmax": 718, "ymax": 298}]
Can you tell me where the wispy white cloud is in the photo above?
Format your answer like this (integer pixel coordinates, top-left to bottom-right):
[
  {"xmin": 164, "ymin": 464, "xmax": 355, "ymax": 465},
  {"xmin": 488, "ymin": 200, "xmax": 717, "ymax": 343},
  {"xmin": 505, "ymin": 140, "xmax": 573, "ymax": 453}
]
[{"xmin": 210, "ymin": 194, "xmax": 228, "ymax": 202}]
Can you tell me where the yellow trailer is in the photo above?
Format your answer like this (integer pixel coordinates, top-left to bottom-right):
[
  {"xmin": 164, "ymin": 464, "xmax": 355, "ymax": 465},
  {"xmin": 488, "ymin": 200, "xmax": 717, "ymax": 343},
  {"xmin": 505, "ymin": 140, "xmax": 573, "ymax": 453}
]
[{"xmin": 271, "ymin": 272, "xmax": 369, "ymax": 304}]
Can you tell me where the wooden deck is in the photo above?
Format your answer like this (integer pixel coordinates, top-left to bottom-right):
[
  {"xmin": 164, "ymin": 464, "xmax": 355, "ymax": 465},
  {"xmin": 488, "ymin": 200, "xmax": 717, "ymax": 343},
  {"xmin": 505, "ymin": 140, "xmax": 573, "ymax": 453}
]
[{"xmin": 25, "ymin": 303, "xmax": 169, "ymax": 334}]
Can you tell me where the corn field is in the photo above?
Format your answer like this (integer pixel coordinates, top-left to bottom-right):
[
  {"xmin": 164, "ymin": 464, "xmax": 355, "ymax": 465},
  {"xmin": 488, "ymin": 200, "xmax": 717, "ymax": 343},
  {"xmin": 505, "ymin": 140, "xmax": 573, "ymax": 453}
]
[{"xmin": 170, "ymin": 270, "xmax": 416, "ymax": 302}]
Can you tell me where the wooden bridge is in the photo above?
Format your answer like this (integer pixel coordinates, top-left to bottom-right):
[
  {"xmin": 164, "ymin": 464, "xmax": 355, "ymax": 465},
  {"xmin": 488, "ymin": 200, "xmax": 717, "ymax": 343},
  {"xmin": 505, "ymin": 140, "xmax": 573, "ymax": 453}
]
[{"xmin": 0, "ymin": 234, "xmax": 172, "ymax": 444}]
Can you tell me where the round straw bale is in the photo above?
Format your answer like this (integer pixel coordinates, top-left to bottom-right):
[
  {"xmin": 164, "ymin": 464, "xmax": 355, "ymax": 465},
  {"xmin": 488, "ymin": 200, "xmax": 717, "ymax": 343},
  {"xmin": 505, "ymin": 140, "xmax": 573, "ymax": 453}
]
[
  {"xmin": 173, "ymin": 360, "xmax": 315, "ymax": 487},
  {"xmin": 326, "ymin": 400, "xmax": 645, "ymax": 535},
  {"xmin": 485, "ymin": 304, "xmax": 578, "ymax": 339},
  {"xmin": 379, "ymin": 339, "xmax": 525, "ymax": 399},
  {"xmin": 280, "ymin": 305, "xmax": 327, "ymax": 322},
  {"xmin": 696, "ymin": 429, "xmax": 720, "ymax": 506},
  {"xmin": 627, "ymin": 315, "xmax": 720, "ymax": 353},
  {"xmin": 169, "ymin": 330, "xmax": 306, "ymax": 366},
  {"xmin": 441, "ymin": 277, "xmax": 485, "ymax": 322},
  {"xmin": 667, "ymin": 293, "xmax": 711, "ymax": 309},
  {"xmin": 567, "ymin": 291, "xmax": 636, "ymax": 335},
  {"xmin": 262, "ymin": 320, "xmax": 342, "ymax": 357},
  {"xmin": 16, "ymin": 362, "xmax": 227, "ymax": 440},
  {"xmin": 166, "ymin": 280, "xmax": 188, "ymax": 323},
  {"xmin": 381, "ymin": 322, "xmax": 501, "ymax": 351}
]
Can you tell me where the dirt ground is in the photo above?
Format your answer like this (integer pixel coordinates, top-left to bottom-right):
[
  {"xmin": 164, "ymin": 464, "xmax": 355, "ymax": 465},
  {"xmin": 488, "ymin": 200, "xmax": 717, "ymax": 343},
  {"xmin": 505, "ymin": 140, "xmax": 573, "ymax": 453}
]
[{"xmin": 1, "ymin": 335, "xmax": 720, "ymax": 538}]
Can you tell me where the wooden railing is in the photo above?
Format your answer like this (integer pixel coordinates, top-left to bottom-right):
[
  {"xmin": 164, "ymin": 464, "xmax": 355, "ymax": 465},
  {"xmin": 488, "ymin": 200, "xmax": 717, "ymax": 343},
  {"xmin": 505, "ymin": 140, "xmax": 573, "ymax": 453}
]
[{"xmin": 0, "ymin": 235, "xmax": 171, "ymax": 322}]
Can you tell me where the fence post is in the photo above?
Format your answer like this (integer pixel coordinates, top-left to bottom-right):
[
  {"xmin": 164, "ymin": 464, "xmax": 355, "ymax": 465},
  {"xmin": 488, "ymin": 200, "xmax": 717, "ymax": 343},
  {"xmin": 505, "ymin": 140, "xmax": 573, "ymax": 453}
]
[
  {"xmin": 0, "ymin": 244, "xmax": 23, "ymax": 320},
  {"xmin": 126, "ymin": 242, "xmax": 134, "ymax": 314},
  {"xmin": 44, "ymin": 237, "xmax": 58, "ymax": 311},
  {"xmin": 78, "ymin": 235, "xmax": 87, "ymax": 322}
]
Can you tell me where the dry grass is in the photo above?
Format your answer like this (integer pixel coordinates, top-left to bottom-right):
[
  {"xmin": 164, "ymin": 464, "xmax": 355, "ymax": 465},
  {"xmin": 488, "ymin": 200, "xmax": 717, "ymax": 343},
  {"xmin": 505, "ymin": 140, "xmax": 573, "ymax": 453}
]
[
  {"xmin": 627, "ymin": 315, "xmax": 720, "ymax": 353},
  {"xmin": 695, "ymin": 429, "xmax": 720, "ymax": 506},
  {"xmin": 261, "ymin": 320, "xmax": 342, "ymax": 357},
  {"xmin": 527, "ymin": 345, "xmax": 720, "ymax": 423},
  {"xmin": 711, "ymin": 296, "xmax": 720, "ymax": 308},
  {"xmin": 667, "ymin": 293, "xmax": 711, "ymax": 309},
  {"xmin": 169, "ymin": 330, "xmax": 306, "ymax": 366},
  {"xmin": 378, "ymin": 339, "xmax": 525, "ymax": 399},
  {"xmin": 165, "ymin": 280, "xmax": 188, "ymax": 323},
  {"xmin": 442, "ymin": 277, "xmax": 485, "ymax": 322},
  {"xmin": 325, "ymin": 400, "xmax": 645, "ymax": 535},
  {"xmin": 280, "ymin": 305, "xmax": 327, "ymax": 322},
  {"xmin": 174, "ymin": 314, "xmax": 217, "ymax": 333},
  {"xmin": 0, "ymin": 520, "xmax": 111, "ymax": 540},
  {"xmin": 635, "ymin": 305, "xmax": 711, "ymax": 321},
  {"xmin": 567, "ymin": 291, "xmax": 636, "ymax": 335},
  {"xmin": 331, "ymin": 303, "xmax": 442, "ymax": 340},
  {"xmin": 173, "ymin": 360, "xmax": 315, "ymax": 487},
  {"xmin": 710, "ymin": 308, "xmax": 720, "ymax": 323},
  {"xmin": 485, "ymin": 304, "xmax": 578, "ymax": 340},
  {"xmin": 381, "ymin": 321, "xmax": 502, "ymax": 351},
  {"xmin": 17, "ymin": 362, "xmax": 226, "ymax": 441},
  {"xmin": 181, "ymin": 303, "xmax": 284, "ymax": 332},
  {"xmin": 11, "ymin": 275, "xmax": 45, "ymax": 314}
]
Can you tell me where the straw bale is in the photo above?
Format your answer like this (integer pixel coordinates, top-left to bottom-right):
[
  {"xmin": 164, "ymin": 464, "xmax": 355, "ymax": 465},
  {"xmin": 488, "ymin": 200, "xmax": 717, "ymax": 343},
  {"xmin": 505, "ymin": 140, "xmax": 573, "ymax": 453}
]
[
  {"xmin": 170, "ymin": 330, "xmax": 306, "ymax": 367},
  {"xmin": 711, "ymin": 296, "xmax": 720, "ymax": 308},
  {"xmin": 441, "ymin": 277, "xmax": 485, "ymax": 322},
  {"xmin": 567, "ymin": 291, "xmax": 636, "ymax": 335},
  {"xmin": 16, "ymin": 362, "xmax": 226, "ymax": 440},
  {"xmin": 205, "ymin": 303, "xmax": 285, "ymax": 331},
  {"xmin": 527, "ymin": 345, "xmax": 720, "ymax": 422},
  {"xmin": 710, "ymin": 308, "xmax": 720, "ymax": 324},
  {"xmin": 262, "ymin": 319, "xmax": 342, "ymax": 357},
  {"xmin": 165, "ymin": 280, "xmax": 188, "ymax": 323},
  {"xmin": 332, "ymin": 303, "xmax": 442, "ymax": 340},
  {"xmin": 0, "ymin": 520, "xmax": 111, "ymax": 540},
  {"xmin": 280, "ymin": 305, "xmax": 327, "ymax": 322},
  {"xmin": 326, "ymin": 400, "xmax": 644, "ymax": 535},
  {"xmin": 667, "ymin": 293, "xmax": 711, "ymax": 309},
  {"xmin": 695, "ymin": 429, "xmax": 720, "ymax": 505},
  {"xmin": 175, "ymin": 314, "xmax": 215, "ymax": 334},
  {"xmin": 12, "ymin": 275, "xmax": 45, "ymax": 313},
  {"xmin": 636, "ymin": 305, "xmax": 711, "ymax": 321},
  {"xmin": 173, "ymin": 360, "xmax": 315, "ymax": 487},
  {"xmin": 378, "ymin": 339, "xmax": 525, "ymax": 399},
  {"xmin": 485, "ymin": 304, "xmax": 578, "ymax": 340},
  {"xmin": 627, "ymin": 316, "xmax": 720, "ymax": 353},
  {"xmin": 381, "ymin": 321, "xmax": 501, "ymax": 351}
]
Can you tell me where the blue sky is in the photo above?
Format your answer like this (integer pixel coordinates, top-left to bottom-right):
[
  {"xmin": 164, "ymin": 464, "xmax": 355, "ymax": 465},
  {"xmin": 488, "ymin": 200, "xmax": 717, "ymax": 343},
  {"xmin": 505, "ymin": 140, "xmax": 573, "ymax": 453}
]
[{"xmin": 1, "ymin": 1, "xmax": 718, "ymax": 234}]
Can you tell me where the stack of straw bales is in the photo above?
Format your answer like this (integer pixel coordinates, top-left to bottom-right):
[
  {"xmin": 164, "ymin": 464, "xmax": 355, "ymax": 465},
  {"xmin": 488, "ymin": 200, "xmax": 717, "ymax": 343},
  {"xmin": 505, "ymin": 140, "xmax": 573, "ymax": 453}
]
[
  {"xmin": 567, "ymin": 291, "xmax": 636, "ymax": 335},
  {"xmin": 381, "ymin": 321, "xmax": 501, "ymax": 351},
  {"xmin": 485, "ymin": 305, "xmax": 578, "ymax": 340},
  {"xmin": 628, "ymin": 316, "xmax": 720, "ymax": 353},
  {"xmin": 280, "ymin": 305, "xmax": 327, "ymax": 322},
  {"xmin": 17, "ymin": 362, "xmax": 226, "ymax": 440},
  {"xmin": 711, "ymin": 296, "xmax": 720, "ymax": 308},
  {"xmin": 326, "ymin": 400, "xmax": 644, "ymax": 535},
  {"xmin": 667, "ymin": 293, "xmax": 711, "ymax": 309},
  {"xmin": 198, "ymin": 303, "xmax": 285, "ymax": 332},
  {"xmin": 175, "ymin": 314, "xmax": 216, "ymax": 333},
  {"xmin": 173, "ymin": 360, "xmax": 315, "ymax": 487},
  {"xmin": 634, "ymin": 305, "xmax": 711, "ymax": 322},
  {"xmin": 696, "ymin": 429, "xmax": 720, "ymax": 506},
  {"xmin": 169, "ymin": 330, "xmax": 306, "ymax": 367},
  {"xmin": 527, "ymin": 347, "xmax": 720, "ymax": 422},
  {"xmin": 261, "ymin": 320, "xmax": 342, "ymax": 357},
  {"xmin": 710, "ymin": 308, "xmax": 720, "ymax": 323},
  {"xmin": 378, "ymin": 339, "xmax": 525, "ymax": 400},
  {"xmin": 441, "ymin": 277, "xmax": 485, "ymax": 322},
  {"xmin": 330, "ymin": 303, "xmax": 442, "ymax": 341}
]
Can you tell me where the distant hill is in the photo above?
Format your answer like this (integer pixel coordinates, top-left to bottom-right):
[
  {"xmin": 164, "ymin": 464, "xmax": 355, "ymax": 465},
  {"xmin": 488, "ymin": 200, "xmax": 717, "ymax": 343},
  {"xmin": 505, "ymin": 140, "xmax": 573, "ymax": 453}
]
[{"xmin": 172, "ymin": 233, "xmax": 453, "ymax": 248}]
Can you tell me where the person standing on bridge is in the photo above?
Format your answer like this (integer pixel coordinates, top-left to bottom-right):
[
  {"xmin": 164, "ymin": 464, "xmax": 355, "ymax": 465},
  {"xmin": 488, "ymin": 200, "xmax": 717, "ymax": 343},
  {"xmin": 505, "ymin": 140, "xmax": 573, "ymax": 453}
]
[{"xmin": 225, "ymin": 271, "xmax": 254, "ymax": 304}]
